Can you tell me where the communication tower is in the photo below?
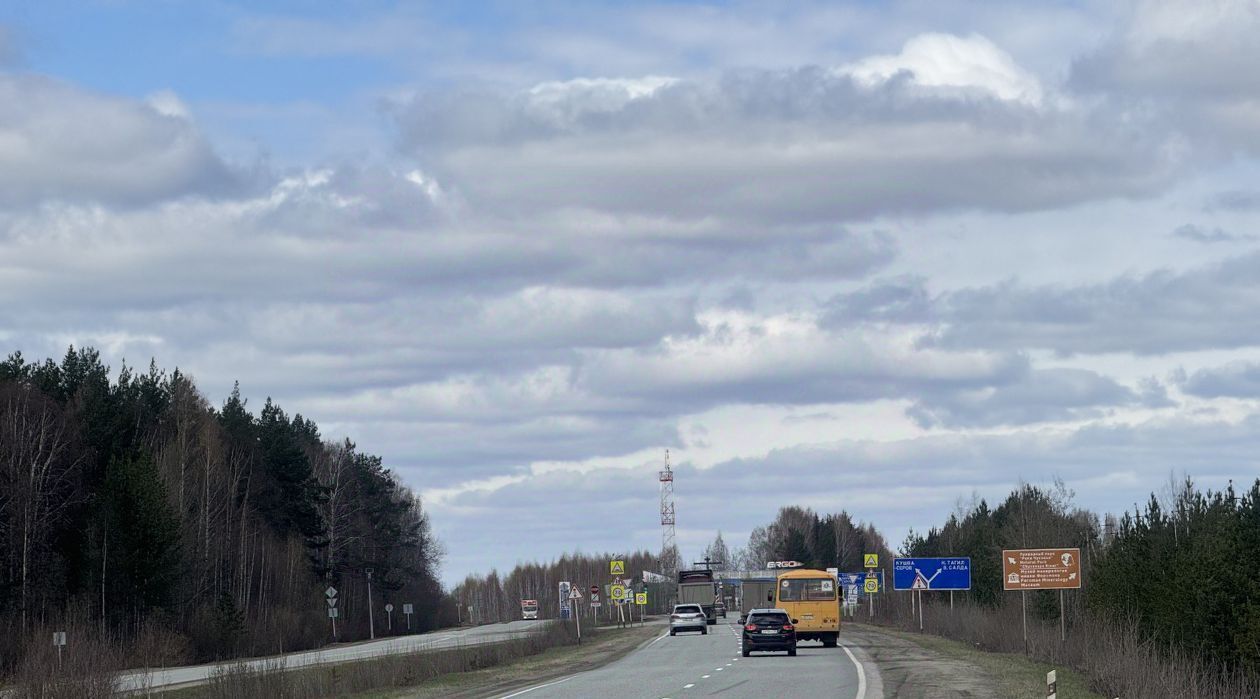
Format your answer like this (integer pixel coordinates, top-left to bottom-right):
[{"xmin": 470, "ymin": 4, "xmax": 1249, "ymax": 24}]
[{"xmin": 659, "ymin": 449, "xmax": 677, "ymax": 579}]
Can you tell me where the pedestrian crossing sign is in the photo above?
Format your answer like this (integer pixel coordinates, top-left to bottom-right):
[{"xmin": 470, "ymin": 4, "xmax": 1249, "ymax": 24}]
[
  {"xmin": 864, "ymin": 553, "xmax": 879, "ymax": 568},
  {"xmin": 635, "ymin": 593, "xmax": 647, "ymax": 605}
]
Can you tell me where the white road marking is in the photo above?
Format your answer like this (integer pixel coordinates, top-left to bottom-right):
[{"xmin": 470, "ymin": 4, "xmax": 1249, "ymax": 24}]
[
  {"xmin": 497, "ymin": 676, "xmax": 575, "ymax": 698},
  {"xmin": 702, "ymin": 674, "xmax": 710, "ymax": 679},
  {"xmin": 684, "ymin": 683, "xmax": 695, "ymax": 688},
  {"xmin": 645, "ymin": 632, "xmax": 671, "ymax": 647},
  {"xmin": 842, "ymin": 645, "xmax": 868, "ymax": 699}
]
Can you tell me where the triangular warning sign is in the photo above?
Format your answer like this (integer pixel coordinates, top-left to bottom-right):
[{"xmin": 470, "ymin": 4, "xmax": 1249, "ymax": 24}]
[
  {"xmin": 911, "ymin": 571, "xmax": 929, "ymax": 590},
  {"xmin": 864, "ymin": 554, "xmax": 878, "ymax": 568}
]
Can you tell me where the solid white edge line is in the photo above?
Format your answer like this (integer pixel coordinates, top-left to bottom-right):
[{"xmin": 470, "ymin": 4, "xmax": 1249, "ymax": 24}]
[
  {"xmin": 645, "ymin": 631, "xmax": 671, "ymax": 647},
  {"xmin": 842, "ymin": 645, "xmax": 868, "ymax": 699},
  {"xmin": 496, "ymin": 675, "xmax": 574, "ymax": 699}
]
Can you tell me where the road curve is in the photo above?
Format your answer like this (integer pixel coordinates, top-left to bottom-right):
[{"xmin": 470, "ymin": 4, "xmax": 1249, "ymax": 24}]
[
  {"xmin": 503, "ymin": 620, "xmax": 882, "ymax": 699},
  {"xmin": 116, "ymin": 620, "xmax": 547, "ymax": 693}
]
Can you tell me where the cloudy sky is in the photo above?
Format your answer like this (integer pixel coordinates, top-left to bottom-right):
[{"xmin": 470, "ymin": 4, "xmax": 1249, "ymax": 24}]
[{"xmin": 3, "ymin": 0, "xmax": 1260, "ymax": 585}]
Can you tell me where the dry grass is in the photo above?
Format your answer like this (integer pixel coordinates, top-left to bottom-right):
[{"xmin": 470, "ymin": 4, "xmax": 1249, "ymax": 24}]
[
  {"xmin": 874, "ymin": 597, "xmax": 1260, "ymax": 698},
  {"xmin": 175, "ymin": 621, "xmax": 580, "ymax": 698},
  {"xmin": 5, "ymin": 622, "xmax": 121, "ymax": 699}
]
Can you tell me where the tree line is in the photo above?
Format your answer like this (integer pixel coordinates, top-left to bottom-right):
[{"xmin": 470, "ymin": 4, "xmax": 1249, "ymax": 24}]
[
  {"xmin": 0, "ymin": 347, "xmax": 446, "ymax": 672},
  {"xmin": 901, "ymin": 477, "xmax": 1260, "ymax": 681}
]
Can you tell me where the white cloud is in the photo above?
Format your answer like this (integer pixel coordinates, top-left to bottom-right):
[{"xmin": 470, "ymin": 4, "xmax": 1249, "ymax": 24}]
[{"xmin": 838, "ymin": 33, "xmax": 1044, "ymax": 105}]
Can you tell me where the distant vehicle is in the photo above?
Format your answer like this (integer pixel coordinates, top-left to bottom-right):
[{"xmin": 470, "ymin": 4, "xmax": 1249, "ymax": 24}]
[
  {"xmin": 773, "ymin": 569, "xmax": 840, "ymax": 647},
  {"xmin": 521, "ymin": 599, "xmax": 539, "ymax": 620},
  {"xmin": 739, "ymin": 579, "xmax": 777, "ymax": 623},
  {"xmin": 670, "ymin": 603, "xmax": 708, "ymax": 635},
  {"xmin": 742, "ymin": 608, "xmax": 797, "ymax": 657},
  {"xmin": 677, "ymin": 569, "xmax": 718, "ymax": 625},
  {"xmin": 715, "ymin": 602, "xmax": 727, "ymax": 618}
]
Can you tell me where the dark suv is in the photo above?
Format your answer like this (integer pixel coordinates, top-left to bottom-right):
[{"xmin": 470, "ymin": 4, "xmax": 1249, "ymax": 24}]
[{"xmin": 741, "ymin": 608, "xmax": 798, "ymax": 656}]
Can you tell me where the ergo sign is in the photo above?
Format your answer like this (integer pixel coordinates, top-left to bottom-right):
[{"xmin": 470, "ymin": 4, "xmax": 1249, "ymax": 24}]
[{"xmin": 766, "ymin": 561, "xmax": 804, "ymax": 569}]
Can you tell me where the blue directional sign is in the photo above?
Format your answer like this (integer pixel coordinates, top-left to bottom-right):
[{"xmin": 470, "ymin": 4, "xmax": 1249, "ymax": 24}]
[
  {"xmin": 893, "ymin": 557, "xmax": 971, "ymax": 591},
  {"xmin": 838, "ymin": 572, "xmax": 884, "ymax": 596}
]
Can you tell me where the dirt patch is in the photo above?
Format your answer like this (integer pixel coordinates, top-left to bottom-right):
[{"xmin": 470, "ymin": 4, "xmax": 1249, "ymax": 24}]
[{"xmin": 376, "ymin": 622, "xmax": 665, "ymax": 699}]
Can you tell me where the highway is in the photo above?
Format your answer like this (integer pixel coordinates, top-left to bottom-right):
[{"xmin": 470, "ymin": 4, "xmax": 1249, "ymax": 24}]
[
  {"xmin": 503, "ymin": 620, "xmax": 884, "ymax": 699},
  {"xmin": 115, "ymin": 620, "xmax": 546, "ymax": 693}
]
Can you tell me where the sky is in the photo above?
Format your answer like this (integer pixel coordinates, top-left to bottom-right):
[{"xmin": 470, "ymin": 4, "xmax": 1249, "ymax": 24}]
[{"xmin": 2, "ymin": 0, "xmax": 1260, "ymax": 586}]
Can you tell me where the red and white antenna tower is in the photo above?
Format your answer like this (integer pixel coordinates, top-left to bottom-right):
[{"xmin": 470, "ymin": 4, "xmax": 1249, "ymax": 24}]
[{"xmin": 659, "ymin": 449, "xmax": 677, "ymax": 579}]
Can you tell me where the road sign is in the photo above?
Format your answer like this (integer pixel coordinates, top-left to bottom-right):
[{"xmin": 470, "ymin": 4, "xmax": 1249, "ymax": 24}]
[
  {"xmin": 569, "ymin": 588, "xmax": 582, "ymax": 601},
  {"xmin": 635, "ymin": 592, "xmax": 647, "ymax": 605},
  {"xmin": 327, "ymin": 597, "xmax": 337, "ymax": 607},
  {"xmin": 864, "ymin": 553, "xmax": 879, "ymax": 568},
  {"xmin": 611, "ymin": 585, "xmax": 626, "ymax": 601},
  {"xmin": 403, "ymin": 603, "xmax": 413, "ymax": 614},
  {"xmin": 385, "ymin": 603, "xmax": 394, "ymax": 613},
  {"xmin": 591, "ymin": 592, "xmax": 600, "ymax": 604},
  {"xmin": 325, "ymin": 586, "xmax": 338, "ymax": 598},
  {"xmin": 328, "ymin": 608, "xmax": 339, "ymax": 618},
  {"xmin": 590, "ymin": 585, "xmax": 599, "ymax": 595},
  {"xmin": 1002, "ymin": 549, "xmax": 1082, "ymax": 590},
  {"xmin": 839, "ymin": 572, "xmax": 884, "ymax": 595},
  {"xmin": 826, "ymin": 567, "xmax": 839, "ymax": 576},
  {"xmin": 893, "ymin": 558, "xmax": 972, "ymax": 591},
  {"xmin": 52, "ymin": 631, "xmax": 66, "ymax": 646},
  {"xmin": 864, "ymin": 575, "xmax": 880, "ymax": 594},
  {"xmin": 610, "ymin": 560, "xmax": 625, "ymax": 575}
]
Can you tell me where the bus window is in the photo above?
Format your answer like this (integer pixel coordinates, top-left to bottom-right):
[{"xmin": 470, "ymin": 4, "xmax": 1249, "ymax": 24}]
[{"xmin": 778, "ymin": 578, "xmax": 836, "ymax": 602}]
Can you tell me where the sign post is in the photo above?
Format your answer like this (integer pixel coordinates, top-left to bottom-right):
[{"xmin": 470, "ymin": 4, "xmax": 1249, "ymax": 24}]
[
  {"xmin": 1002, "ymin": 549, "xmax": 1082, "ymax": 646},
  {"xmin": 404, "ymin": 603, "xmax": 414, "ymax": 631},
  {"xmin": 52, "ymin": 631, "xmax": 66, "ymax": 668},
  {"xmin": 568, "ymin": 587, "xmax": 583, "ymax": 643},
  {"xmin": 385, "ymin": 603, "xmax": 394, "ymax": 631},
  {"xmin": 325, "ymin": 586, "xmax": 339, "ymax": 640},
  {"xmin": 893, "ymin": 558, "xmax": 972, "ymax": 633}
]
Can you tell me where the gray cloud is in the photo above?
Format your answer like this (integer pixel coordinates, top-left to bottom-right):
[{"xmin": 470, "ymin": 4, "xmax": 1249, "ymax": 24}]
[
  {"xmin": 0, "ymin": 74, "xmax": 239, "ymax": 207},
  {"xmin": 1179, "ymin": 361, "xmax": 1260, "ymax": 399},
  {"xmin": 826, "ymin": 251, "xmax": 1260, "ymax": 356},
  {"xmin": 390, "ymin": 67, "xmax": 1179, "ymax": 225},
  {"xmin": 1207, "ymin": 190, "xmax": 1260, "ymax": 212},
  {"xmin": 907, "ymin": 368, "xmax": 1142, "ymax": 429},
  {"xmin": 1171, "ymin": 223, "xmax": 1254, "ymax": 244},
  {"xmin": 1069, "ymin": 1, "xmax": 1260, "ymax": 155}
]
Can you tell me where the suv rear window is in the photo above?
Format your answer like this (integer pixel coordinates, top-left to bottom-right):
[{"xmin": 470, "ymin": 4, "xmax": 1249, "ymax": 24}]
[
  {"xmin": 748, "ymin": 613, "xmax": 789, "ymax": 624},
  {"xmin": 675, "ymin": 605, "xmax": 703, "ymax": 614}
]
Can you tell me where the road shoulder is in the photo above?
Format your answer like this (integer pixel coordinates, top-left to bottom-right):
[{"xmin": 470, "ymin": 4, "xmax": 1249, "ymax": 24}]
[{"xmin": 842, "ymin": 622, "xmax": 1103, "ymax": 699}]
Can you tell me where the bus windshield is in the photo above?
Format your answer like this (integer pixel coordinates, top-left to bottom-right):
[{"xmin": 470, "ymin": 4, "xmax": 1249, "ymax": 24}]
[{"xmin": 778, "ymin": 577, "xmax": 836, "ymax": 602}]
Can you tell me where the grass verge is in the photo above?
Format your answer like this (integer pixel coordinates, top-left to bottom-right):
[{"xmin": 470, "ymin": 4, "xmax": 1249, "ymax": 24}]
[
  {"xmin": 860, "ymin": 623, "xmax": 1105, "ymax": 699},
  {"xmin": 366, "ymin": 621, "xmax": 664, "ymax": 699}
]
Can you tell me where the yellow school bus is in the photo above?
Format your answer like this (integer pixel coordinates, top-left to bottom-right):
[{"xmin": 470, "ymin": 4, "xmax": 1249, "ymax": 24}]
[{"xmin": 773, "ymin": 568, "xmax": 840, "ymax": 646}]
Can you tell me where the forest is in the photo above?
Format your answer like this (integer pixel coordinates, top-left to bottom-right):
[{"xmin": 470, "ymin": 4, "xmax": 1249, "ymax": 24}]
[{"xmin": 0, "ymin": 347, "xmax": 448, "ymax": 675}]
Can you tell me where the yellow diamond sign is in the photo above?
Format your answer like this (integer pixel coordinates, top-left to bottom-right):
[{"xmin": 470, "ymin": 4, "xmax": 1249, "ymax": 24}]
[{"xmin": 635, "ymin": 592, "xmax": 647, "ymax": 605}]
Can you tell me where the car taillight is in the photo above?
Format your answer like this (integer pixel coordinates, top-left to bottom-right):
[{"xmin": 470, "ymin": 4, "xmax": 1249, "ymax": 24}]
[
  {"xmin": 782, "ymin": 624, "xmax": 794, "ymax": 632},
  {"xmin": 744, "ymin": 624, "xmax": 757, "ymax": 631}
]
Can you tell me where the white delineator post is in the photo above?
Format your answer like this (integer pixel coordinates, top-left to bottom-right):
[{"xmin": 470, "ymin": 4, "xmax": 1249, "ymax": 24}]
[
  {"xmin": 366, "ymin": 568, "xmax": 375, "ymax": 640},
  {"xmin": 1047, "ymin": 669, "xmax": 1057, "ymax": 699}
]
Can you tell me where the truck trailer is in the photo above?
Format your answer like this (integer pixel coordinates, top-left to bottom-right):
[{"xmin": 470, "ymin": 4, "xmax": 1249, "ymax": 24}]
[{"xmin": 677, "ymin": 569, "xmax": 718, "ymax": 625}]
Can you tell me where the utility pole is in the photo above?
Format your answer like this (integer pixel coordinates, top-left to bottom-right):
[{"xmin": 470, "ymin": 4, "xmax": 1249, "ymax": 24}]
[{"xmin": 366, "ymin": 568, "xmax": 375, "ymax": 640}]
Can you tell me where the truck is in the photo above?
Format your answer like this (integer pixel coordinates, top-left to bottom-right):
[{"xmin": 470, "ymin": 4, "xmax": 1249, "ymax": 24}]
[
  {"xmin": 521, "ymin": 599, "xmax": 539, "ymax": 620},
  {"xmin": 677, "ymin": 569, "xmax": 718, "ymax": 625},
  {"xmin": 738, "ymin": 579, "xmax": 777, "ymax": 623}
]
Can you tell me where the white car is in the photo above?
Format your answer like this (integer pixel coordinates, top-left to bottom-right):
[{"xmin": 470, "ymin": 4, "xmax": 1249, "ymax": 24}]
[{"xmin": 670, "ymin": 603, "xmax": 709, "ymax": 635}]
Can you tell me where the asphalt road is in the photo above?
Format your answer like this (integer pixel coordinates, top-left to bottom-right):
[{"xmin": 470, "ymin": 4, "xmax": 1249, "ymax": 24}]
[
  {"xmin": 115, "ymin": 620, "xmax": 547, "ymax": 693},
  {"xmin": 503, "ymin": 620, "xmax": 884, "ymax": 699}
]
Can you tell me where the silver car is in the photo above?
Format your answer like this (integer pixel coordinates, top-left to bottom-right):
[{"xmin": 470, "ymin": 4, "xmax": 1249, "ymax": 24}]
[{"xmin": 670, "ymin": 603, "xmax": 708, "ymax": 635}]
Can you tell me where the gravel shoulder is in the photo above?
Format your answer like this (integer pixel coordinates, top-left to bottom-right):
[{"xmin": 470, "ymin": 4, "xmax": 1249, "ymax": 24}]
[{"xmin": 843, "ymin": 622, "xmax": 1104, "ymax": 699}]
